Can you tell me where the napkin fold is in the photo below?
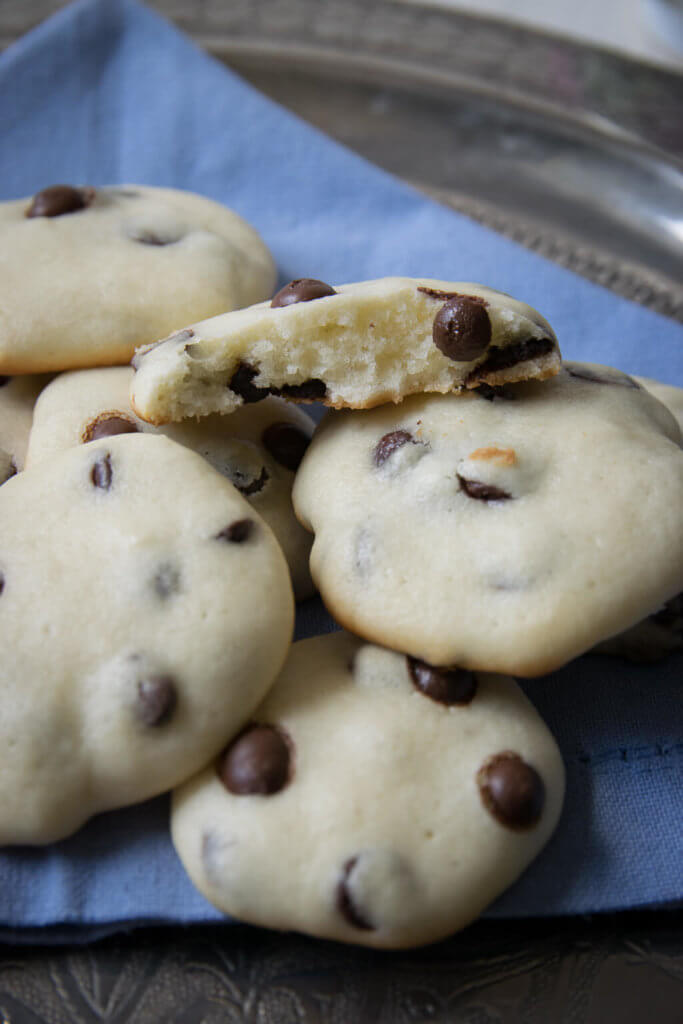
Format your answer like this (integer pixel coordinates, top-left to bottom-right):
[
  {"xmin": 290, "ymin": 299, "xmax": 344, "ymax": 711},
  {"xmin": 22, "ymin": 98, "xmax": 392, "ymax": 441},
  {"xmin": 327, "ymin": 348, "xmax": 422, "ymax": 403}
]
[{"xmin": 0, "ymin": 0, "xmax": 681, "ymax": 942}]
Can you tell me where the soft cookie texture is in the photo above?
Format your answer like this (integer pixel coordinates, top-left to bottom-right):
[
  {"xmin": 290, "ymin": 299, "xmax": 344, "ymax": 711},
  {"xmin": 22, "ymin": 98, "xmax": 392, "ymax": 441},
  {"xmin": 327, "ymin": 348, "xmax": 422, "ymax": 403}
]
[
  {"xmin": 172, "ymin": 632, "xmax": 565, "ymax": 949},
  {"xmin": 293, "ymin": 363, "xmax": 683, "ymax": 676},
  {"xmin": 26, "ymin": 367, "xmax": 315, "ymax": 599},
  {"xmin": 0, "ymin": 373, "xmax": 51, "ymax": 479},
  {"xmin": 0, "ymin": 185, "xmax": 275, "ymax": 373},
  {"xmin": 0, "ymin": 434, "xmax": 294, "ymax": 844},
  {"xmin": 130, "ymin": 277, "xmax": 560, "ymax": 424}
]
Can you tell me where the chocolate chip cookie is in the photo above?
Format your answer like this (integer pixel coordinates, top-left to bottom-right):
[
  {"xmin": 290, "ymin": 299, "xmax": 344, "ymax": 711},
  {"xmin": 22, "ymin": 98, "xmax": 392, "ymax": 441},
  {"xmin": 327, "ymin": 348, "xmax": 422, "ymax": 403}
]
[{"xmin": 130, "ymin": 277, "xmax": 560, "ymax": 424}]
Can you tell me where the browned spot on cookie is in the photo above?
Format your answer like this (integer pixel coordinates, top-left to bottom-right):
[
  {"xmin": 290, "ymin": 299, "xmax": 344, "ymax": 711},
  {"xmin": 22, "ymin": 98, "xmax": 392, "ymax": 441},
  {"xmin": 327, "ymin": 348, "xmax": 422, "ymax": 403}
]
[
  {"xmin": 271, "ymin": 278, "xmax": 337, "ymax": 307},
  {"xmin": 336, "ymin": 856, "xmax": 374, "ymax": 930},
  {"xmin": 82, "ymin": 413, "xmax": 140, "ymax": 443},
  {"xmin": 26, "ymin": 185, "xmax": 94, "ymax": 218},
  {"xmin": 374, "ymin": 429, "xmax": 414, "ymax": 466},
  {"xmin": 407, "ymin": 657, "xmax": 477, "ymax": 705},
  {"xmin": 218, "ymin": 724, "xmax": 292, "ymax": 795},
  {"xmin": 262, "ymin": 422, "xmax": 311, "ymax": 471},
  {"xmin": 458, "ymin": 474, "xmax": 511, "ymax": 502},
  {"xmin": 468, "ymin": 446, "xmax": 517, "ymax": 466},
  {"xmin": 215, "ymin": 519, "xmax": 255, "ymax": 543},
  {"xmin": 478, "ymin": 752, "xmax": 545, "ymax": 830},
  {"xmin": 136, "ymin": 674, "xmax": 177, "ymax": 726},
  {"xmin": 466, "ymin": 336, "xmax": 554, "ymax": 384},
  {"xmin": 91, "ymin": 453, "xmax": 113, "ymax": 490}
]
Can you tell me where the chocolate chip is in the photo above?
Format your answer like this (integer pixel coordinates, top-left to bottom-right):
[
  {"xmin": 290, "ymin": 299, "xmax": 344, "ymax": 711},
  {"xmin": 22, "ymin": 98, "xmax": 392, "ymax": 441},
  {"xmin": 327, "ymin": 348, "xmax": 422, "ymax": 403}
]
[
  {"xmin": 374, "ymin": 430, "xmax": 414, "ymax": 466},
  {"xmin": 270, "ymin": 278, "xmax": 337, "ymax": 307},
  {"xmin": 0, "ymin": 377, "xmax": 10, "ymax": 388},
  {"xmin": 153, "ymin": 563, "xmax": 181, "ymax": 599},
  {"xmin": 262, "ymin": 422, "xmax": 311, "ymax": 471},
  {"xmin": 475, "ymin": 383, "xmax": 516, "ymax": 402},
  {"xmin": 407, "ymin": 657, "xmax": 477, "ymax": 705},
  {"xmin": 279, "ymin": 378, "xmax": 327, "ymax": 401},
  {"xmin": 233, "ymin": 465, "xmax": 269, "ymax": 496},
  {"xmin": 458, "ymin": 475, "xmax": 511, "ymax": 502},
  {"xmin": 215, "ymin": 519, "xmax": 255, "ymax": 543},
  {"xmin": 229, "ymin": 362, "xmax": 269, "ymax": 404},
  {"xmin": 135, "ymin": 675, "xmax": 177, "ymax": 726},
  {"xmin": 82, "ymin": 414, "xmax": 139, "ymax": 443},
  {"xmin": 26, "ymin": 185, "xmax": 93, "ymax": 218},
  {"xmin": 218, "ymin": 724, "xmax": 292, "ymax": 795},
  {"xmin": 0, "ymin": 572, "xmax": 4, "ymax": 596},
  {"xmin": 91, "ymin": 453, "xmax": 113, "ymax": 490},
  {"xmin": 478, "ymin": 752, "xmax": 545, "ymax": 830},
  {"xmin": 466, "ymin": 336, "xmax": 554, "ymax": 384},
  {"xmin": 432, "ymin": 296, "xmax": 491, "ymax": 362},
  {"xmin": 336, "ymin": 857, "xmax": 374, "ymax": 930}
]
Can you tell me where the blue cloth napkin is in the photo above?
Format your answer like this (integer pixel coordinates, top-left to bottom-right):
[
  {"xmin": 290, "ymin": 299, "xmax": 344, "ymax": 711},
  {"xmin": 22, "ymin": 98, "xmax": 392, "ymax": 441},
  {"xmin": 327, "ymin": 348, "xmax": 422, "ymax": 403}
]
[{"xmin": 0, "ymin": 0, "xmax": 681, "ymax": 942}]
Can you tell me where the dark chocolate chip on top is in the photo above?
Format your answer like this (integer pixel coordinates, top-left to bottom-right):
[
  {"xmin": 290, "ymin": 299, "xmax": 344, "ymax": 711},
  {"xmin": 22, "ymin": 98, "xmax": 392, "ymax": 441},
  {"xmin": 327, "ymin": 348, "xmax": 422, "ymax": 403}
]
[
  {"xmin": 91, "ymin": 453, "xmax": 113, "ymax": 490},
  {"xmin": 407, "ymin": 657, "xmax": 477, "ymax": 705},
  {"xmin": 477, "ymin": 751, "xmax": 545, "ymax": 830},
  {"xmin": 218, "ymin": 724, "xmax": 292, "ymax": 795},
  {"xmin": 262, "ymin": 422, "xmax": 311, "ymax": 472},
  {"xmin": 457, "ymin": 475, "xmax": 511, "ymax": 502},
  {"xmin": 270, "ymin": 278, "xmax": 337, "ymax": 307},
  {"xmin": 374, "ymin": 430, "xmax": 415, "ymax": 467},
  {"xmin": 26, "ymin": 185, "xmax": 94, "ymax": 218},
  {"xmin": 135, "ymin": 675, "xmax": 177, "ymax": 727},
  {"xmin": 336, "ymin": 856, "xmax": 374, "ymax": 930},
  {"xmin": 215, "ymin": 519, "xmax": 255, "ymax": 543},
  {"xmin": 432, "ymin": 296, "xmax": 491, "ymax": 362}
]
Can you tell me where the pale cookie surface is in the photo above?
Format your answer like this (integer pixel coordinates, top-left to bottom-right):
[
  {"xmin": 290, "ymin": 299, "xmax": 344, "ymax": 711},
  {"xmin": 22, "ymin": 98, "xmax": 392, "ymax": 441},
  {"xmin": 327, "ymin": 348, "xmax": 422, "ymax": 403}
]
[
  {"xmin": 0, "ymin": 185, "xmax": 275, "ymax": 373},
  {"xmin": 0, "ymin": 373, "xmax": 51, "ymax": 479},
  {"xmin": 293, "ymin": 363, "xmax": 683, "ymax": 676},
  {"xmin": 26, "ymin": 368, "xmax": 315, "ymax": 599},
  {"xmin": 0, "ymin": 434, "xmax": 294, "ymax": 844},
  {"xmin": 636, "ymin": 376, "xmax": 683, "ymax": 433},
  {"xmin": 130, "ymin": 277, "xmax": 560, "ymax": 424},
  {"xmin": 172, "ymin": 632, "xmax": 565, "ymax": 949}
]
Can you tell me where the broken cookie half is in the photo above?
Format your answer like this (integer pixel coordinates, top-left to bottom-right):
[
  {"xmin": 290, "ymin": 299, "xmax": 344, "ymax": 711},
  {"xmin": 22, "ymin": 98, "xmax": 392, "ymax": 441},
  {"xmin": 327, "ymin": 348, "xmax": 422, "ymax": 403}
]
[{"xmin": 130, "ymin": 277, "xmax": 561, "ymax": 424}]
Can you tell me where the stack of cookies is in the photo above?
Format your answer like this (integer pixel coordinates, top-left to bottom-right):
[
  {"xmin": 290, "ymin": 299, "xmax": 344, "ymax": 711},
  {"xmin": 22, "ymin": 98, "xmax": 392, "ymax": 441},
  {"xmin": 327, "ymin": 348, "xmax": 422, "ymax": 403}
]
[{"xmin": 1, "ymin": 185, "xmax": 681, "ymax": 949}]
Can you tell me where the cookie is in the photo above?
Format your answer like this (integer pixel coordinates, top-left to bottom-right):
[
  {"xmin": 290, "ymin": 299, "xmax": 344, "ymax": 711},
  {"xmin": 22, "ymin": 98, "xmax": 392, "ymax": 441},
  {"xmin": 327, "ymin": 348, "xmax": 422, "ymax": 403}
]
[
  {"xmin": 593, "ymin": 592, "xmax": 682, "ymax": 662},
  {"xmin": 129, "ymin": 277, "xmax": 560, "ymax": 424},
  {"xmin": 0, "ymin": 433, "xmax": 294, "ymax": 844},
  {"xmin": 0, "ymin": 373, "xmax": 51, "ymax": 478},
  {"xmin": 172, "ymin": 632, "xmax": 565, "ymax": 949},
  {"xmin": 293, "ymin": 363, "xmax": 683, "ymax": 676},
  {"xmin": 25, "ymin": 367, "xmax": 315, "ymax": 599},
  {"xmin": 636, "ymin": 377, "xmax": 683, "ymax": 433},
  {"xmin": 0, "ymin": 185, "xmax": 275, "ymax": 373}
]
